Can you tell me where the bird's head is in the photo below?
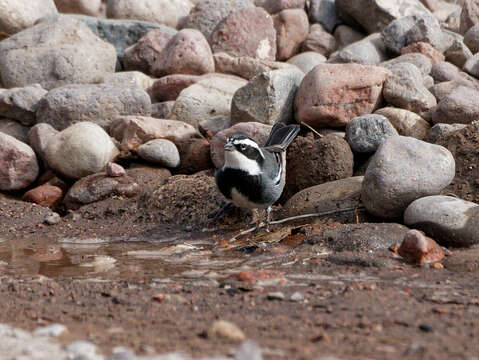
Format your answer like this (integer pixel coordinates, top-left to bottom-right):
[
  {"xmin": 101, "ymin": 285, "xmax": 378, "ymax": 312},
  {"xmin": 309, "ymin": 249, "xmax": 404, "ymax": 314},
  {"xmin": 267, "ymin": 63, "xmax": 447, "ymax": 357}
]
[{"xmin": 223, "ymin": 134, "xmax": 264, "ymax": 174}]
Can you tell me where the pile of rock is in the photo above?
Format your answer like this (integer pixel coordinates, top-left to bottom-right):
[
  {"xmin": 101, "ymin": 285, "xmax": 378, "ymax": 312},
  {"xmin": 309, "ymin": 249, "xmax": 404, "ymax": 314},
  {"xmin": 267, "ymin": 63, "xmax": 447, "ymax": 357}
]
[{"xmin": 1, "ymin": 0, "xmax": 479, "ymax": 252}]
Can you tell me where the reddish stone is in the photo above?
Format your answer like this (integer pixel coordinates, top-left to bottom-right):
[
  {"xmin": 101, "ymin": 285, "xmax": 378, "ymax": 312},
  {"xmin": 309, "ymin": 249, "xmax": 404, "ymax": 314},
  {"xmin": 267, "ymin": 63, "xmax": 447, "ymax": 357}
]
[
  {"xmin": 401, "ymin": 42, "xmax": 445, "ymax": 65},
  {"xmin": 398, "ymin": 229, "xmax": 445, "ymax": 265},
  {"xmin": 231, "ymin": 269, "xmax": 285, "ymax": 284},
  {"xmin": 301, "ymin": 23, "xmax": 337, "ymax": 57},
  {"xmin": 106, "ymin": 162, "xmax": 126, "ymax": 177},
  {"xmin": 176, "ymin": 137, "xmax": 213, "ymax": 174},
  {"xmin": 22, "ymin": 184, "xmax": 63, "ymax": 209},
  {"xmin": 273, "ymin": 9, "xmax": 309, "ymax": 61},
  {"xmin": 151, "ymin": 74, "xmax": 203, "ymax": 102}
]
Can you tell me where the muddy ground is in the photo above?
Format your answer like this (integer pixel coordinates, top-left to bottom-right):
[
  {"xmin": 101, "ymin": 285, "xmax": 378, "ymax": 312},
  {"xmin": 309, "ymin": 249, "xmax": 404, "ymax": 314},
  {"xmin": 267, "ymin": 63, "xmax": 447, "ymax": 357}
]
[{"xmin": 1, "ymin": 193, "xmax": 479, "ymax": 360}]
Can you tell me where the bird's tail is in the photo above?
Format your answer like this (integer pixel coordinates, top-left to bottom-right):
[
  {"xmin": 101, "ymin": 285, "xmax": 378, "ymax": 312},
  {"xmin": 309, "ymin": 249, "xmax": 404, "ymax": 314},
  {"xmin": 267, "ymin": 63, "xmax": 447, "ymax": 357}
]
[{"xmin": 264, "ymin": 123, "xmax": 300, "ymax": 150}]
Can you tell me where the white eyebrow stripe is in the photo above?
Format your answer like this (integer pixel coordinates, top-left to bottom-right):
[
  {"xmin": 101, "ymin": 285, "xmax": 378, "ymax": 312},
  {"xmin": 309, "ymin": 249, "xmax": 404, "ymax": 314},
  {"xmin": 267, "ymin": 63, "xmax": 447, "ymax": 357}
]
[{"xmin": 232, "ymin": 138, "xmax": 260, "ymax": 150}]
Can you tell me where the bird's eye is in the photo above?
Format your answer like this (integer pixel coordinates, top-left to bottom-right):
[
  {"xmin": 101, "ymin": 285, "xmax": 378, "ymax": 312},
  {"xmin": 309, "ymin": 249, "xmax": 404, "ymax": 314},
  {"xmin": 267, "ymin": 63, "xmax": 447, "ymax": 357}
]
[{"xmin": 239, "ymin": 144, "xmax": 246, "ymax": 151}]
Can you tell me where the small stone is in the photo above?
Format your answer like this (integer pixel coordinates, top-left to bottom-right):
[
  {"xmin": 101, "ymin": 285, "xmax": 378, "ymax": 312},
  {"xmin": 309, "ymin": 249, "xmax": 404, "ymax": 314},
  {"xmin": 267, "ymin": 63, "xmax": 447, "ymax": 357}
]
[
  {"xmin": 44, "ymin": 212, "xmax": 61, "ymax": 225},
  {"xmin": 290, "ymin": 292, "xmax": 304, "ymax": 302},
  {"xmin": 136, "ymin": 139, "xmax": 180, "ymax": 168},
  {"xmin": 106, "ymin": 162, "xmax": 126, "ymax": 177},
  {"xmin": 419, "ymin": 324, "xmax": 433, "ymax": 332},
  {"xmin": 428, "ymin": 123, "xmax": 467, "ymax": 143},
  {"xmin": 345, "ymin": 114, "xmax": 398, "ymax": 153},
  {"xmin": 328, "ymin": 33, "xmax": 388, "ymax": 65},
  {"xmin": 207, "ymin": 320, "xmax": 245, "ymax": 342},
  {"xmin": 398, "ymin": 229, "xmax": 445, "ymax": 265},
  {"xmin": 33, "ymin": 324, "xmax": 67, "ymax": 337},
  {"xmin": 267, "ymin": 292, "xmax": 285, "ymax": 300},
  {"xmin": 22, "ymin": 185, "xmax": 63, "ymax": 210}
]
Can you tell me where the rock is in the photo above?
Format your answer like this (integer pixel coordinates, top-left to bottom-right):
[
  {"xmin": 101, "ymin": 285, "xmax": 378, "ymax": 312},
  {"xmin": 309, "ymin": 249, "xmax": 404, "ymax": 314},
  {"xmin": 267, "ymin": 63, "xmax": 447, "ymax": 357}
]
[
  {"xmin": 381, "ymin": 13, "xmax": 444, "ymax": 55},
  {"xmin": 45, "ymin": 122, "xmax": 119, "ymax": 179},
  {"xmin": 109, "ymin": 116, "xmax": 199, "ymax": 151},
  {"xmin": 404, "ymin": 195, "xmax": 479, "ymax": 247},
  {"xmin": 231, "ymin": 68, "xmax": 304, "ymax": 126},
  {"xmin": 44, "ymin": 212, "xmax": 61, "ymax": 225},
  {"xmin": 127, "ymin": 165, "xmax": 171, "ymax": 194},
  {"xmin": 334, "ymin": 24, "xmax": 365, "ymax": 50},
  {"xmin": 123, "ymin": 28, "xmax": 174, "ymax": 74},
  {"xmin": 432, "ymin": 86, "xmax": 479, "ymax": 125},
  {"xmin": 199, "ymin": 116, "xmax": 231, "ymax": 139},
  {"xmin": 64, "ymin": 172, "xmax": 140, "ymax": 209},
  {"xmin": 401, "ymin": 42, "xmax": 445, "ymax": 64},
  {"xmin": 151, "ymin": 74, "xmax": 203, "ymax": 102},
  {"xmin": 361, "ymin": 136, "xmax": 455, "ymax": 218},
  {"xmin": 273, "ymin": 9, "xmax": 309, "ymax": 61},
  {"xmin": 181, "ymin": 0, "xmax": 254, "ymax": 39},
  {"xmin": 464, "ymin": 24, "xmax": 479, "ymax": 53},
  {"xmin": 345, "ymin": 114, "xmax": 398, "ymax": 153},
  {"xmin": 374, "ymin": 107, "xmax": 430, "ymax": 140},
  {"xmin": 22, "ymin": 185, "xmax": 64, "ymax": 210},
  {"xmin": 176, "ymin": 137, "xmax": 213, "ymax": 174},
  {"xmin": 443, "ymin": 247, "xmax": 479, "ymax": 272},
  {"xmin": 0, "ymin": 133, "xmax": 39, "ymax": 191},
  {"xmin": 380, "ymin": 53, "xmax": 432, "ymax": 76},
  {"xmin": 460, "ymin": 0, "xmax": 479, "ymax": 34},
  {"xmin": 101, "ymin": 71, "xmax": 154, "ymax": 94},
  {"xmin": 398, "ymin": 229, "xmax": 445, "ymax": 264},
  {"xmin": 328, "ymin": 33, "xmax": 388, "ymax": 65},
  {"xmin": 446, "ymin": 40, "xmax": 473, "ymax": 69},
  {"xmin": 137, "ymin": 139, "xmax": 180, "ymax": 168},
  {"xmin": 260, "ymin": 0, "xmax": 305, "ymax": 14},
  {"xmin": 290, "ymin": 292, "xmax": 304, "ymax": 302},
  {"xmin": 66, "ymin": 341, "xmax": 102, "ymax": 360},
  {"xmin": 0, "ymin": 18, "xmax": 116, "ymax": 90},
  {"xmin": 284, "ymin": 133, "xmax": 354, "ymax": 200},
  {"xmin": 430, "ymin": 61, "xmax": 478, "ymax": 85},
  {"xmin": 0, "ymin": 119, "xmax": 29, "ymax": 144},
  {"xmin": 382, "ymin": 63, "xmax": 436, "ymax": 117},
  {"xmin": 210, "ymin": 122, "xmax": 272, "ymax": 168},
  {"xmin": 463, "ymin": 52, "xmax": 479, "ymax": 77},
  {"xmin": 213, "ymin": 52, "xmax": 296, "ymax": 80},
  {"xmin": 309, "ymin": 0, "xmax": 341, "ymax": 33},
  {"xmin": 0, "ymin": 0, "xmax": 57, "ymax": 35},
  {"xmin": 168, "ymin": 75, "xmax": 247, "ymax": 129},
  {"xmin": 283, "ymin": 176, "xmax": 363, "ymax": 220},
  {"xmin": 301, "ymin": 23, "xmax": 338, "ymax": 57},
  {"xmin": 33, "ymin": 324, "xmax": 67, "ymax": 337},
  {"xmin": 267, "ymin": 292, "xmax": 285, "ymax": 300},
  {"xmin": 0, "ymin": 85, "xmax": 47, "ymax": 126},
  {"xmin": 36, "ymin": 84, "xmax": 151, "ymax": 131},
  {"xmin": 106, "ymin": 162, "xmax": 126, "ymax": 177},
  {"xmin": 286, "ymin": 52, "xmax": 326, "ymax": 74},
  {"xmin": 295, "ymin": 63, "xmax": 391, "ymax": 128},
  {"xmin": 27, "ymin": 123, "xmax": 59, "ymax": 166},
  {"xmin": 54, "ymin": 0, "xmax": 102, "ymax": 16},
  {"xmin": 151, "ymin": 102, "xmax": 175, "ymax": 119},
  {"xmin": 152, "ymin": 29, "xmax": 215, "ymax": 77},
  {"xmin": 106, "ymin": 0, "xmax": 193, "ymax": 28},
  {"xmin": 209, "ymin": 7, "xmax": 277, "ymax": 61},
  {"xmin": 207, "ymin": 320, "xmax": 245, "ymax": 342},
  {"xmin": 308, "ymin": 223, "xmax": 410, "ymax": 252},
  {"xmin": 428, "ymin": 123, "xmax": 467, "ymax": 143}
]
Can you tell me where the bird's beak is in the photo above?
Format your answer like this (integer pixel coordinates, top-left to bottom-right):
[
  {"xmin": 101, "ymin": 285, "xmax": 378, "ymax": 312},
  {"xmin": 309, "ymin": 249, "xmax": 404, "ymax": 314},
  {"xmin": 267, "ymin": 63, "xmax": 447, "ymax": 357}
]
[{"xmin": 224, "ymin": 142, "xmax": 234, "ymax": 152}]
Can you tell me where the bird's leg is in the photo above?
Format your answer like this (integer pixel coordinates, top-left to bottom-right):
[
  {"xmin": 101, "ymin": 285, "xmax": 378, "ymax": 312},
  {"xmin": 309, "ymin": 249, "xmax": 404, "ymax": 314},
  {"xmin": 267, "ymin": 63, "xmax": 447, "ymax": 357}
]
[{"xmin": 265, "ymin": 206, "xmax": 272, "ymax": 232}]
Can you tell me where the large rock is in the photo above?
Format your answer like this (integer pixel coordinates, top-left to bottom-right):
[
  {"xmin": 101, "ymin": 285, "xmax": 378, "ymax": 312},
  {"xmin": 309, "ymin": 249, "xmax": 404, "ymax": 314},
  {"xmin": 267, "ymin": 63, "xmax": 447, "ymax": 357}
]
[
  {"xmin": 432, "ymin": 86, "xmax": 479, "ymax": 125},
  {"xmin": 0, "ymin": 133, "xmax": 39, "ymax": 190},
  {"xmin": 106, "ymin": 0, "xmax": 193, "ymax": 28},
  {"xmin": 328, "ymin": 33, "xmax": 388, "ymax": 65},
  {"xmin": 0, "ymin": 18, "xmax": 116, "ymax": 90},
  {"xmin": 180, "ymin": 0, "xmax": 254, "ymax": 39},
  {"xmin": 151, "ymin": 74, "xmax": 203, "ymax": 102},
  {"xmin": 209, "ymin": 7, "xmax": 277, "ymax": 61},
  {"xmin": 0, "ymin": 118, "xmax": 29, "ymax": 144},
  {"xmin": 273, "ymin": 9, "xmax": 309, "ymax": 61},
  {"xmin": 335, "ymin": 0, "xmax": 432, "ymax": 34},
  {"xmin": 36, "ymin": 84, "xmax": 151, "ymax": 131},
  {"xmin": 168, "ymin": 75, "xmax": 247, "ymax": 129},
  {"xmin": 404, "ymin": 196, "xmax": 479, "ymax": 247},
  {"xmin": 428, "ymin": 123, "xmax": 467, "ymax": 143},
  {"xmin": 345, "ymin": 114, "xmax": 398, "ymax": 153},
  {"xmin": 28, "ymin": 123, "xmax": 59, "ymax": 166},
  {"xmin": 309, "ymin": 0, "xmax": 341, "ymax": 33},
  {"xmin": 374, "ymin": 107, "xmax": 430, "ymax": 140},
  {"xmin": 0, "ymin": 0, "xmax": 57, "ymax": 35},
  {"xmin": 45, "ymin": 122, "xmax": 119, "ymax": 179},
  {"xmin": 0, "ymin": 85, "xmax": 47, "ymax": 126},
  {"xmin": 295, "ymin": 63, "xmax": 391, "ymax": 128},
  {"xmin": 361, "ymin": 136, "xmax": 455, "ymax": 218},
  {"xmin": 231, "ymin": 68, "xmax": 304, "ymax": 126},
  {"xmin": 333, "ymin": 24, "xmax": 365, "ymax": 49},
  {"xmin": 151, "ymin": 29, "xmax": 215, "ymax": 77},
  {"xmin": 109, "ymin": 116, "xmax": 199, "ymax": 151},
  {"xmin": 463, "ymin": 52, "xmax": 479, "ymax": 77},
  {"xmin": 100, "ymin": 71, "xmax": 154, "ymax": 94},
  {"xmin": 380, "ymin": 53, "xmax": 432, "ymax": 76},
  {"xmin": 284, "ymin": 133, "xmax": 354, "ymax": 200},
  {"xmin": 460, "ymin": 0, "xmax": 479, "ymax": 34}
]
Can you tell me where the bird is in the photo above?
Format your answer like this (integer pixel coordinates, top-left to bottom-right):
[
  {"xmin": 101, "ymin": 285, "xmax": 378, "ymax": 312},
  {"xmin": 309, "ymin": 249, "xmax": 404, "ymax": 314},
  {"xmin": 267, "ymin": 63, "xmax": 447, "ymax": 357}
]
[{"xmin": 215, "ymin": 123, "xmax": 300, "ymax": 230}]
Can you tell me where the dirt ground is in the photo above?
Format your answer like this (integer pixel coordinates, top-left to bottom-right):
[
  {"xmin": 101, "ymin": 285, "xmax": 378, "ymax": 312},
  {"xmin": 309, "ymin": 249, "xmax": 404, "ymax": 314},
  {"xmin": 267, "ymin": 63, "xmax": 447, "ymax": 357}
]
[{"xmin": 1, "ymin": 193, "xmax": 479, "ymax": 360}]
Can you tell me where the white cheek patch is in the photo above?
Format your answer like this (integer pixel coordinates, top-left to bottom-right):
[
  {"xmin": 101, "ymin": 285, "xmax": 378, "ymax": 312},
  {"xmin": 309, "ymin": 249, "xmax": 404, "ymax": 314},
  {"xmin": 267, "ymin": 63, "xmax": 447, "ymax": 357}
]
[
  {"xmin": 224, "ymin": 149, "xmax": 261, "ymax": 175},
  {"xmin": 232, "ymin": 138, "xmax": 264, "ymax": 159}
]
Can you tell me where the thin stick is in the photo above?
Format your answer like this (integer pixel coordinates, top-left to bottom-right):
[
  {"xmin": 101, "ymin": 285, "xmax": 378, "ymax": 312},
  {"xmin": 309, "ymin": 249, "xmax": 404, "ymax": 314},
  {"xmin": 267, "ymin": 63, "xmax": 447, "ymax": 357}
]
[{"xmin": 300, "ymin": 121, "xmax": 323, "ymax": 138}]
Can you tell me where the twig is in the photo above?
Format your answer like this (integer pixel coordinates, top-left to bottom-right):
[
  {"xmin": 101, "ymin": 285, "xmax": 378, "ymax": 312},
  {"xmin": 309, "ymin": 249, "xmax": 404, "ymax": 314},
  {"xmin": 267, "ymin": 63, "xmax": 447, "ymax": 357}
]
[{"xmin": 300, "ymin": 121, "xmax": 323, "ymax": 138}]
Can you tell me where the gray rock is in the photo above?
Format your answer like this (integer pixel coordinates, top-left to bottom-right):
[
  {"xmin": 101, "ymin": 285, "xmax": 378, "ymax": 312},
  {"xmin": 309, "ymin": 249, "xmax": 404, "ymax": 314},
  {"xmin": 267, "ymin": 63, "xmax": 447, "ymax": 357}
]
[
  {"xmin": 432, "ymin": 86, "xmax": 479, "ymax": 125},
  {"xmin": 334, "ymin": 24, "xmax": 365, "ymax": 49},
  {"xmin": 137, "ymin": 139, "xmax": 180, "ymax": 168},
  {"xmin": 381, "ymin": 53, "xmax": 432, "ymax": 76},
  {"xmin": 151, "ymin": 102, "xmax": 175, "ymax": 119},
  {"xmin": 28, "ymin": 123, "xmax": 59, "ymax": 166},
  {"xmin": 445, "ymin": 39, "xmax": 473, "ymax": 68},
  {"xmin": 199, "ymin": 115, "xmax": 231, "ymax": 139},
  {"xmin": 460, "ymin": 0, "xmax": 479, "ymax": 35},
  {"xmin": 431, "ymin": 81, "xmax": 463, "ymax": 103},
  {"xmin": 464, "ymin": 23, "xmax": 479, "ymax": 53},
  {"xmin": 328, "ymin": 33, "xmax": 388, "ymax": 65},
  {"xmin": 375, "ymin": 107, "xmax": 430, "ymax": 140},
  {"xmin": 382, "ymin": 63, "xmax": 436, "ymax": 117},
  {"xmin": 235, "ymin": 341, "xmax": 263, "ymax": 360},
  {"xmin": 404, "ymin": 195, "xmax": 479, "ymax": 247},
  {"xmin": 463, "ymin": 52, "xmax": 479, "ymax": 77},
  {"xmin": 309, "ymin": 0, "xmax": 341, "ymax": 33},
  {"xmin": 286, "ymin": 51, "xmax": 326, "ymax": 74},
  {"xmin": 66, "ymin": 340, "xmax": 104, "ymax": 360},
  {"xmin": 0, "ymin": 0, "xmax": 57, "ymax": 35},
  {"xmin": 0, "ymin": 17, "xmax": 116, "ymax": 90},
  {"xmin": 302, "ymin": 23, "xmax": 338, "ymax": 56},
  {"xmin": 0, "ymin": 85, "xmax": 47, "ymax": 126},
  {"xmin": 44, "ymin": 212, "xmax": 61, "ymax": 225},
  {"xmin": 0, "ymin": 118, "xmax": 29, "ymax": 144},
  {"xmin": 0, "ymin": 133, "xmax": 39, "ymax": 190},
  {"xmin": 36, "ymin": 84, "xmax": 151, "ymax": 131},
  {"xmin": 101, "ymin": 71, "xmax": 154, "ymax": 94},
  {"xmin": 361, "ymin": 136, "xmax": 455, "ymax": 218},
  {"xmin": 231, "ymin": 68, "xmax": 304, "ymax": 126},
  {"xmin": 431, "ymin": 61, "xmax": 479, "ymax": 85},
  {"xmin": 428, "ymin": 123, "xmax": 467, "ymax": 143},
  {"xmin": 45, "ymin": 122, "xmax": 119, "ymax": 179},
  {"xmin": 168, "ymin": 75, "xmax": 247, "ymax": 129},
  {"xmin": 345, "ymin": 114, "xmax": 398, "ymax": 153}
]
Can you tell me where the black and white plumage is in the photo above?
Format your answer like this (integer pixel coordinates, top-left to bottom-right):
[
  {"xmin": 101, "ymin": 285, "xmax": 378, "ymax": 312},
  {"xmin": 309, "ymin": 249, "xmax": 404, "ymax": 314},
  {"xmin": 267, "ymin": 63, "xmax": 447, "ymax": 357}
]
[{"xmin": 215, "ymin": 123, "xmax": 300, "ymax": 227}]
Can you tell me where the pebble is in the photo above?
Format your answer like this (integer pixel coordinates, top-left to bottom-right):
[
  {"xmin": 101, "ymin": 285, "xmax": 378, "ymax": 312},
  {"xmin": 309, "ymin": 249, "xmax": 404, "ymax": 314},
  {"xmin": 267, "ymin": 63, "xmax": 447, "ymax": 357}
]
[
  {"xmin": 267, "ymin": 292, "xmax": 285, "ymax": 301},
  {"xmin": 106, "ymin": 162, "xmax": 126, "ymax": 177},
  {"xmin": 207, "ymin": 320, "xmax": 246, "ymax": 342},
  {"xmin": 66, "ymin": 340, "xmax": 104, "ymax": 360},
  {"xmin": 44, "ymin": 212, "xmax": 62, "ymax": 225},
  {"xmin": 33, "ymin": 323, "xmax": 67, "ymax": 337},
  {"xmin": 398, "ymin": 229, "xmax": 445, "ymax": 265},
  {"xmin": 136, "ymin": 139, "xmax": 180, "ymax": 168},
  {"xmin": 345, "ymin": 114, "xmax": 398, "ymax": 153},
  {"xmin": 290, "ymin": 292, "xmax": 304, "ymax": 302}
]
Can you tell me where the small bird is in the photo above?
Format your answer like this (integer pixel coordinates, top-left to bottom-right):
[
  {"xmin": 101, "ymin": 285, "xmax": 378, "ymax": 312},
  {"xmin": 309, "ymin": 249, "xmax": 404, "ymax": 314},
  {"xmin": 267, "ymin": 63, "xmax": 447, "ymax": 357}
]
[{"xmin": 215, "ymin": 123, "xmax": 300, "ymax": 230}]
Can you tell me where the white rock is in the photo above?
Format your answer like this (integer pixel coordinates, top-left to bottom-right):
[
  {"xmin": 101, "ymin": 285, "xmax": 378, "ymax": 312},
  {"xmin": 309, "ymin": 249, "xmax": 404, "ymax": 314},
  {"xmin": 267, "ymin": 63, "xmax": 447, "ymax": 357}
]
[
  {"xmin": 0, "ymin": 0, "xmax": 57, "ymax": 35},
  {"xmin": 137, "ymin": 139, "xmax": 180, "ymax": 168},
  {"xmin": 33, "ymin": 324, "xmax": 67, "ymax": 337}
]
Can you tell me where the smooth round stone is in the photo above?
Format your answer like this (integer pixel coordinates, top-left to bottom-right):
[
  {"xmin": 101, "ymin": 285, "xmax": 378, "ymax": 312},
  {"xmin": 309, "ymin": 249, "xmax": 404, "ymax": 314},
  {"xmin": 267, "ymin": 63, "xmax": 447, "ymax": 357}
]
[
  {"xmin": 345, "ymin": 114, "xmax": 398, "ymax": 153},
  {"xmin": 404, "ymin": 195, "xmax": 479, "ymax": 247},
  {"xmin": 137, "ymin": 139, "xmax": 180, "ymax": 168}
]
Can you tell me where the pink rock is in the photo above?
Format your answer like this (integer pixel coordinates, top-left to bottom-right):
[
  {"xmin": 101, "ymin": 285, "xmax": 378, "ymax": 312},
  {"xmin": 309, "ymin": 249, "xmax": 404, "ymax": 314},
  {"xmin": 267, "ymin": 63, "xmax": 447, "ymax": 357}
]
[
  {"xmin": 151, "ymin": 74, "xmax": 203, "ymax": 102},
  {"xmin": 401, "ymin": 42, "xmax": 445, "ymax": 64},
  {"xmin": 22, "ymin": 184, "xmax": 63, "ymax": 210},
  {"xmin": 398, "ymin": 229, "xmax": 445, "ymax": 264},
  {"xmin": 152, "ymin": 29, "xmax": 215, "ymax": 77},
  {"xmin": 301, "ymin": 23, "xmax": 337, "ymax": 57},
  {"xmin": 273, "ymin": 9, "xmax": 309, "ymax": 61},
  {"xmin": 176, "ymin": 137, "xmax": 213, "ymax": 174},
  {"xmin": 295, "ymin": 63, "xmax": 391, "ymax": 128},
  {"xmin": 0, "ymin": 133, "xmax": 39, "ymax": 190},
  {"xmin": 123, "ymin": 28, "xmax": 174, "ymax": 75},
  {"xmin": 106, "ymin": 162, "xmax": 126, "ymax": 177},
  {"xmin": 209, "ymin": 7, "xmax": 277, "ymax": 61}
]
